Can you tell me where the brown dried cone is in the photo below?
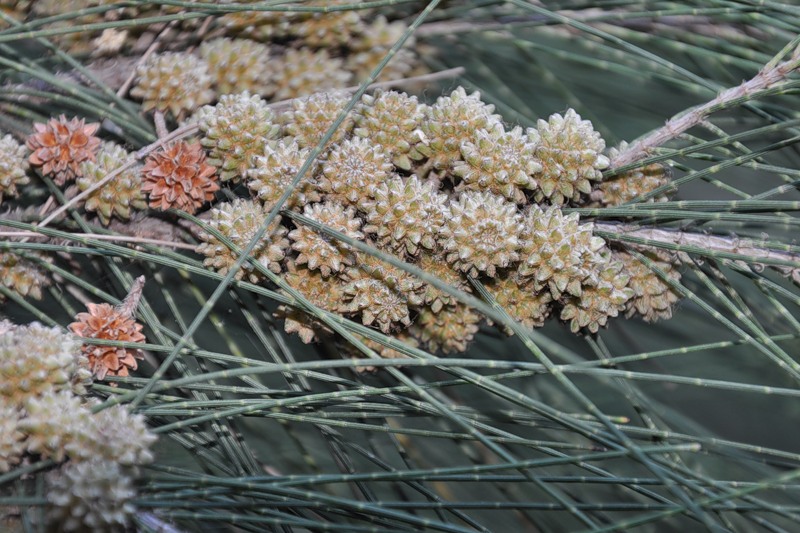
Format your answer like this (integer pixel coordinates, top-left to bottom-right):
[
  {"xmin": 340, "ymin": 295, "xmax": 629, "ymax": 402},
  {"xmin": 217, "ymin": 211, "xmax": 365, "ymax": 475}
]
[
  {"xmin": 517, "ymin": 206, "xmax": 607, "ymax": 299},
  {"xmin": 483, "ymin": 275, "xmax": 552, "ymax": 334},
  {"xmin": 0, "ymin": 402, "xmax": 24, "ymax": 473},
  {"xmin": 26, "ymin": 115, "xmax": 101, "ymax": 186},
  {"xmin": 77, "ymin": 142, "xmax": 146, "ymax": 225},
  {"xmin": 196, "ymin": 199, "xmax": 289, "ymax": 282},
  {"xmin": 141, "ymin": 140, "xmax": 220, "ymax": 214},
  {"xmin": 269, "ymin": 48, "xmax": 352, "ymax": 101},
  {"xmin": 0, "ymin": 133, "xmax": 29, "ymax": 204},
  {"xmin": 353, "ymin": 89, "xmax": 426, "ymax": 170},
  {"xmin": 560, "ymin": 256, "xmax": 635, "ymax": 334},
  {"xmin": 246, "ymin": 138, "xmax": 322, "ymax": 209},
  {"xmin": 361, "ymin": 175, "xmax": 447, "ymax": 258},
  {"xmin": 318, "ymin": 137, "xmax": 394, "ymax": 206},
  {"xmin": 591, "ymin": 142, "xmax": 673, "ymax": 206},
  {"xmin": 342, "ymin": 252, "xmax": 426, "ymax": 333},
  {"xmin": 276, "ymin": 261, "xmax": 347, "ymax": 344},
  {"xmin": 289, "ymin": 202, "xmax": 364, "ymax": 277},
  {"xmin": 347, "ymin": 16, "xmax": 420, "ymax": 82},
  {"xmin": 198, "ymin": 37, "xmax": 273, "ymax": 95},
  {"xmin": 417, "ymin": 87, "xmax": 502, "ymax": 172},
  {"xmin": 454, "ymin": 124, "xmax": 542, "ymax": 204},
  {"xmin": 282, "ymin": 91, "xmax": 355, "ymax": 150},
  {"xmin": 69, "ymin": 302, "xmax": 146, "ymax": 380},
  {"xmin": 130, "ymin": 51, "xmax": 215, "ymax": 119},
  {"xmin": 410, "ymin": 303, "xmax": 481, "ymax": 354},
  {"xmin": 0, "ymin": 250, "xmax": 51, "ymax": 300},
  {"xmin": 417, "ymin": 251, "xmax": 471, "ymax": 313},
  {"xmin": 532, "ymin": 108, "xmax": 609, "ymax": 205},
  {"xmin": 440, "ymin": 191, "xmax": 523, "ymax": 278},
  {"xmin": 197, "ymin": 92, "xmax": 281, "ymax": 182},
  {"xmin": 614, "ymin": 248, "xmax": 682, "ymax": 322}
]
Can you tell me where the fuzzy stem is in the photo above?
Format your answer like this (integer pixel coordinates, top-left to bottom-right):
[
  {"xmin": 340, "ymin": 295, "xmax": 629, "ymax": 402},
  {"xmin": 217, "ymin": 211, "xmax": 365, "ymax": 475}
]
[{"xmin": 118, "ymin": 275, "xmax": 145, "ymax": 318}]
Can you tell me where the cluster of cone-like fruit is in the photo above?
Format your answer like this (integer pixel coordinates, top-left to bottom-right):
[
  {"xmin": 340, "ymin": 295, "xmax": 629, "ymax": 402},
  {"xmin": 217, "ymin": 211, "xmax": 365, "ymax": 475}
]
[
  {"xmin": 188, "ymin": 87, "xmax": 682, "ymax": 359},
  {"xmin": 0, "ymin": 87, "xmax": 680, "ymax": 362},
  {"xmin": 0, "ymin": 320, "xmax": 156, "ymax": 531},
  {"xmin": 4, "ymin": 0, "xmax": 427, "ymax": 95}
]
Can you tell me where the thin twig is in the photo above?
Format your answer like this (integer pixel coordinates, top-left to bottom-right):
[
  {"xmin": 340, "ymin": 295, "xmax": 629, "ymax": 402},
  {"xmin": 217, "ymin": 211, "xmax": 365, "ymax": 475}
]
[
  {"xmin": 118, "ymin": 275, "xmax": 145, "ymax": 318},
  {"xmin": 594, "ymin": 222, "xmax": 800, "ymax": 282},
  {"xmin": 0, "ymin": 231, "xmax": 196, "ymax": 250},
  {"xmin": 611, "ymin": 46, "xmax": 800, "ymax": 168}
]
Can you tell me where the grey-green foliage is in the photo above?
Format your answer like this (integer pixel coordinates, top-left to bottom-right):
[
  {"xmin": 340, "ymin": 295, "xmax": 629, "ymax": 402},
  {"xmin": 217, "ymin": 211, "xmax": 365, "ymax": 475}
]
[{"xmin": 1, "ymin": 2, "xmax": 800, "ymax": 532}]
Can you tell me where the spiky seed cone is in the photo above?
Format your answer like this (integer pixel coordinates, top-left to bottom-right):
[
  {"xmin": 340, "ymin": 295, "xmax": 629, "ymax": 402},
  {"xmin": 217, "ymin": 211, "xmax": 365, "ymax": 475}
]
[
  {"xmin": 417, "ymin": 251, "xmax": 471, "ymax": 313},
  {"xmin": 141, "ymin": 140, "xmax": 220, "ymax": 214},
  {"xmin": 246, "ymin": 138, "xmax": 322, "ymax": 209},
  {"xmin": 417, "ymin": 87, "xmax": 502, "ymax": 171},
  {"xmin": 290, "ymin": 202, "xmax": 364, "ymax": 277},
  {"xmin": 198, "ymin": 37, "xmax": 272, "ymax": 95},
  {"xmin": 532, "ymin": 108, "xmax": 609, "ymax": 205},
  {"xmin": 19, "ymin": 390, "xmax": 94, "ymax": 462},
  {"xmin": 593, "ymin": 142, "xmax": 672, "ymax": 206},
  {"xmin": 318, "ymin": 137, "xmax": 394, "ymax": 206},
  {"xmin": 26, "ymin": 115, "xmax": 101, "ymax": 186},
  {"xmin": 342, "ymin": 252, "xmax": 426, "ymax": 333},
  {"xmin": 276, "ymin": 261, "xmax": 348, "ymax": 344},
  {"xmin": 362, "ymin": 175, "xmax": 447, "ymax": 257},
  {"xmin": 69, "ymin": 302, "xmax": 146, "ymax": 380},
  {"xmin": 560, "ymin": 257, "xmax": 634, "ymax": 334},
  {"xmin": 0, "ymin": 402, "xmax": 24, "ymax": 473},
  {"xmin": 410, "ymin": 303, "xmax": 481, "ymax": 354},
  {"xmin": 0, "ymin": 250, "xmax": 50, "ymax": 300},
  {"xmin": 294, "ymin": 0, "xmax": 365, "ymax": 48},
  {"xmin": 197, "ymin": 92, "xmax": 281, "ymax": 183},
  {"xmin": 46, "ymin": 459, "xmax": 137, "ymax": 533},
  {"xmin": 353, "ymin": 89, "xmax": 426, "ymax": 170},
  {"xmin": 614, "ymin": 248, "xmax": 682, "ymax": 322},
  {"xmin": 82, "ymin": 405, "xmax": 157, "ymax": 465},
  {"xmin": 218, "ymin": 0, "xmax": 301, "ymax": 41},
  {"xmin": 347, "ymin": 16, "xmax": 419, "ymax": 82},
  {"xmin": 440, "ymin": 191, "xmax": 522, "ymax": 278},
  {"xmin": 283, "ymin": 91, "xmax": 355, "ymax": 150},
  {"xmin": 0, "ymin": 322, "xmax": 85, "ymax": 408},
  {"xmin": 130, "ymin": 51, "xmax": 215, "ymax": 118},
  {"xmin": 20, "ymin": 387, "xmax": 156, "ymax": 466},
  {"xmin": 454, "ymin": 124, "xmax": 542, "ymax": 204},
  {"xmin": 484, "ymin": 275, "xmax": 552, "ymax": 333},
  {"xmin": 269, "ymin": 48, "xmax": 352, "ymax": 101},
  {"xmin": 77, "ymin": 142, "xmax": 146, "ymax": 225},
  {"xmin": 196, "ymin": 199, "xmax": 289, "ymax": 282},
  {"xmin": 517, "ymin": 206, "xmax": 607, "ymax": 299},
  {"xmin": 0, "ymin": 134, "xmax": 29, "ymax": 204}
]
